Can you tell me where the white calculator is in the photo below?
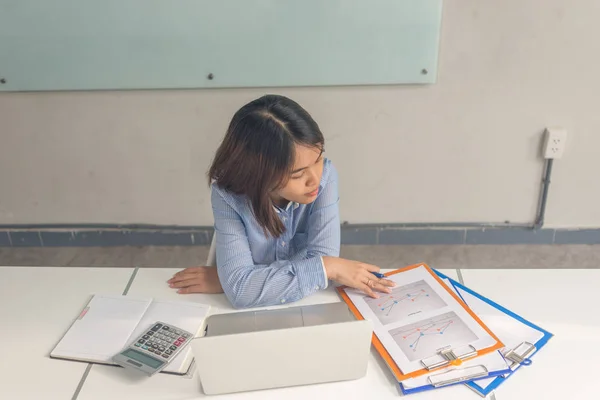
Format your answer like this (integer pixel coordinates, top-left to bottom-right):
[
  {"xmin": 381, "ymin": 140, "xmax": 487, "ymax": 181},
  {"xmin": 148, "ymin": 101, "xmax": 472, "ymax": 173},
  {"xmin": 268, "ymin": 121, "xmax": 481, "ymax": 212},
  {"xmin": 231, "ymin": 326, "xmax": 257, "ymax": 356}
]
[{"xmin": 113, "ymin": 321, "xmax": 194, "ymax": 376}]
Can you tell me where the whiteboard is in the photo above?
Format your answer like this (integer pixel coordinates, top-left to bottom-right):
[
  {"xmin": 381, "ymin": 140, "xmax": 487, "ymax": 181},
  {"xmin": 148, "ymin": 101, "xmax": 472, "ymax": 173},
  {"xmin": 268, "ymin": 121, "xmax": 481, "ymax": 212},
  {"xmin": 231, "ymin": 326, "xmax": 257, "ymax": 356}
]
[{"xmin": 0, "ymin": 0, "xmax": 443, "ymax": 91}]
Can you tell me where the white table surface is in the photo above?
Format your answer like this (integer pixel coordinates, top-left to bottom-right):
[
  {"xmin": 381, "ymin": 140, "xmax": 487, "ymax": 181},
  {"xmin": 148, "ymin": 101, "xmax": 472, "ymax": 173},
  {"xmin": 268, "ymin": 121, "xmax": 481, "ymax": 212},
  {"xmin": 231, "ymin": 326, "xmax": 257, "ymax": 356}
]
[
  {"xmin": 460, "ymin": 269, "xmax": 600, "ymax": 400},
  {"xmin": 77, "ymin": 268, "xmax": 486, "ymax": 400},
  {"xmin": 17, "ymin": 266, "xmax": 592, "ymax": 399},
  {"xmin": 0, "ymin": 266, "xmax": 134, "ymax": 400}
]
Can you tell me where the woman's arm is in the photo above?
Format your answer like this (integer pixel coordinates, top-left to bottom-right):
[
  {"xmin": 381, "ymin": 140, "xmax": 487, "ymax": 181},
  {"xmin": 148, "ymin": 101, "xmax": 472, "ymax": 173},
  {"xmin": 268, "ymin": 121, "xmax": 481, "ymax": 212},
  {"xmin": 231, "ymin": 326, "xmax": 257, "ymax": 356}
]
[
  {"xmin": 213, "ymin": 181, "xmax": 335, "ymax": 309},
  {"xmin": 289, "ymin": 164, "xmax": 394, "ymax": 297},
  {"xmin": 170, "ymin": 164, "xmax": 393, "ymax": 303},
  {"xmin": 287, "ymin": 163, "xmax": 341, "ymax": 285}
]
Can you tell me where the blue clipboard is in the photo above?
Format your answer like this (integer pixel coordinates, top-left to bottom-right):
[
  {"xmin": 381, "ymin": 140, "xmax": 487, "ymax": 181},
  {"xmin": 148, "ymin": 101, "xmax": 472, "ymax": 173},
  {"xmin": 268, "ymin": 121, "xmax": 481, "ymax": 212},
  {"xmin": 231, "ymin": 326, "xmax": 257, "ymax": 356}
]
[{"xmin": 431, "ymin": 269, "xmax": 554, "ymax": 397}]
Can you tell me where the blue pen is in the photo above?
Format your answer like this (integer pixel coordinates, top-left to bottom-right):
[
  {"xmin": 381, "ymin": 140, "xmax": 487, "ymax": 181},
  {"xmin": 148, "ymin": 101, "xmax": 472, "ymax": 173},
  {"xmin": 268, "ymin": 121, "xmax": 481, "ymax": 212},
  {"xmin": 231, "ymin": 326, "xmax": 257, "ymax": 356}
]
[{"xmin": 371, "ymin": 272, "xmax": 385, "ymax": 279}]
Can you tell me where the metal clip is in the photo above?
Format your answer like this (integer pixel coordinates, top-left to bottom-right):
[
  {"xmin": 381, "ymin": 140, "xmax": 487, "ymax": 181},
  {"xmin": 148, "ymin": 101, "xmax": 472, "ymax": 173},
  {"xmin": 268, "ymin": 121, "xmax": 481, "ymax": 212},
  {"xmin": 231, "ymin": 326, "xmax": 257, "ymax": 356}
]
[
  {"xmin": 428, "ymin": 365, "xmax": 489, "ymax": 387},
  {"xmin": 421, "ymin": 345, "xmax": 478, "ymax": 370},
  {"xmin": 503, "ymin": 341, "xmax": 535, "ymax": 368}
]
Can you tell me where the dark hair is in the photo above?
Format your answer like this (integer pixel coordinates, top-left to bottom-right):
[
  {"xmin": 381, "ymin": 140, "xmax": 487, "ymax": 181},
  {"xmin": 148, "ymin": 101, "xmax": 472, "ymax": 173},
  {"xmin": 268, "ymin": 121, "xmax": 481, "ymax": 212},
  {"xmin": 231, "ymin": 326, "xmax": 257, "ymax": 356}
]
[{"xmin": 208, "ymin": 94, "xmax": 324, "ymax": 237}]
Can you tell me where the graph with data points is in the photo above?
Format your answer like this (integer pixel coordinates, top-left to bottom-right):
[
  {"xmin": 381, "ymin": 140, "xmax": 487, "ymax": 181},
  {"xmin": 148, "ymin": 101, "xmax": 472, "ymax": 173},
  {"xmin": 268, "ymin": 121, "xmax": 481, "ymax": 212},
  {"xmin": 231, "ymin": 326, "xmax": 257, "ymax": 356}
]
[
  {"xmin": 388, "ymin": 311, "xmax": 479, "ymax": 362},
  {"xmin": 365, "ymin": 280, "xmax": 447, "ymax": 325}
]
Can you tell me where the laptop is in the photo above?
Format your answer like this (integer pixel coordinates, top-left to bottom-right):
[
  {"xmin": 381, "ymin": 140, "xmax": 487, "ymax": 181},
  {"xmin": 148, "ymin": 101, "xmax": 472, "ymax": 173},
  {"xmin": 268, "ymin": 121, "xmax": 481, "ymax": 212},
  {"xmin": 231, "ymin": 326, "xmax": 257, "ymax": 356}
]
[{"xmin": 191, "ymin": 302, "xmax": 373, "ymax": 395}]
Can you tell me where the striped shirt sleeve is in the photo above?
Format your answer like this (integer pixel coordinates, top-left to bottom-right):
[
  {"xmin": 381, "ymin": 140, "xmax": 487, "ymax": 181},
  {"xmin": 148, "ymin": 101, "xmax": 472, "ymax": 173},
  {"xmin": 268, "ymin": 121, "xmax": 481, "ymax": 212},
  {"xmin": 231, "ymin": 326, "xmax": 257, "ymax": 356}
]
[{"xmin": 212, "ymin": 165, "xmax": 340, "ymax": 309}]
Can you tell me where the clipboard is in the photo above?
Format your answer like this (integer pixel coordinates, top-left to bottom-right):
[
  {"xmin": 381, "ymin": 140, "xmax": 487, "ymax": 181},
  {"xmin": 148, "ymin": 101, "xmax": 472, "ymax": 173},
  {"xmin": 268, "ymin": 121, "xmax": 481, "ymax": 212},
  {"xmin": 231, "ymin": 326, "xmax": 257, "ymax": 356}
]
[
  {"xmin": 398, "ymin": 348, "xmax": 510, "ymax": 395},
  {"xmin": 336, "ymin": 263, "xmax": 505, "ymax": 382},
  {"xmin": 433, "ymin": 270, "xmax": 553, "ymax": 397}
]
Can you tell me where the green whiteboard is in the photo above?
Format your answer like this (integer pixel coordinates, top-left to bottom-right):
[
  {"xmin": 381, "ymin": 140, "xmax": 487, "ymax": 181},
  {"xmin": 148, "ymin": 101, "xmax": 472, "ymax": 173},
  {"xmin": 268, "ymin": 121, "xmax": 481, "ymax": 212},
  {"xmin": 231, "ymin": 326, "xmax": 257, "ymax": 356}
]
[{"xmin": 0, "ymin": 0, "xmax": 442, "ymax": 91}]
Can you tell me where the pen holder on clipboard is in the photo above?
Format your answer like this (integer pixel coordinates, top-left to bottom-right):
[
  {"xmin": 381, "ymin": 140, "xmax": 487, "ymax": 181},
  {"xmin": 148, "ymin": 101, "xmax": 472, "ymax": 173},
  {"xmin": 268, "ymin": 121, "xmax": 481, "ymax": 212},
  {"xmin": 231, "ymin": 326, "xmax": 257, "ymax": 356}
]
[
  {"xmin": 420, "ymin": 345, "xmax": 478, "ymax": 370},
  {"xmin": 503, "ymin": 341, "xmax": 536, "ymax": 369}
]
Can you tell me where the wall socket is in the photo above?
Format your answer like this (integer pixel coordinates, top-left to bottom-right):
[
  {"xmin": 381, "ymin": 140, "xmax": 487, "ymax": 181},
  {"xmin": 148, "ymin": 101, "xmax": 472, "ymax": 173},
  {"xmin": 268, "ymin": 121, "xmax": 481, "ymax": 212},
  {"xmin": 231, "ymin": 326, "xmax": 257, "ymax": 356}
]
[{"xmin": 543, "ymin": 127, "xmax": 568, "ymax": 159}]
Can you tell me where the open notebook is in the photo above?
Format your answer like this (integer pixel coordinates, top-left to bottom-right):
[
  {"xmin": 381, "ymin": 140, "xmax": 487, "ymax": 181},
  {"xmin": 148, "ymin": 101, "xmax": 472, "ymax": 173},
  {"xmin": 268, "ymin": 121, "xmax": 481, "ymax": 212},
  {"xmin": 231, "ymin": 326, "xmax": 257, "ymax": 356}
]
[{"xmin": 50, "ymin": 294, "xmax": 211, "ymax": 375}]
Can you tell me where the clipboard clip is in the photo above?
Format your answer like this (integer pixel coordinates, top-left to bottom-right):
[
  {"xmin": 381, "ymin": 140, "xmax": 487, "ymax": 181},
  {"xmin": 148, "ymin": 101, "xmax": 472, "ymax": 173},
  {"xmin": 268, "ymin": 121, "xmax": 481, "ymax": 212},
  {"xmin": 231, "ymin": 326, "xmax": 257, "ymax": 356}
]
[
  {"xmin": 420, "ymin": 344, "xmax": 478, "ymax": 370},
  {"xmin": 427, "ymin": 364, "xmax": 489, "ymax": 388},
  {"xmin": 503, "ymin": 341, "xmax": 536, "ymax": 368}
]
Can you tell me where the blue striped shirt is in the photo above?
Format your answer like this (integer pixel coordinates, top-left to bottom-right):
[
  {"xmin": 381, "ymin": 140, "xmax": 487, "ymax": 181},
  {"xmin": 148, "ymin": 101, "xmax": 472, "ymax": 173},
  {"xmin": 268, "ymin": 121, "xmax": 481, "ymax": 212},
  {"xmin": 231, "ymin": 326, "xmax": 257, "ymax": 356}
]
[{"xmin": 211, "ymin": 158, "xmax": 340, "ymax": 309}]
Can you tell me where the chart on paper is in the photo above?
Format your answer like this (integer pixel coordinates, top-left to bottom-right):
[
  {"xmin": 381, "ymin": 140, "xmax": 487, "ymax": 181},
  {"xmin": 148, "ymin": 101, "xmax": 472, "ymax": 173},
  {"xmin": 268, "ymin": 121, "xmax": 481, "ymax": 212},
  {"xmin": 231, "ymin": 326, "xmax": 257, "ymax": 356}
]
[
  {"xmin": 365, "ymin": 280, "xmax": 447, "ymax": 325},
  {"xmin": 389, "ymin": 311, "xmax": 479, "ymax": 362}
]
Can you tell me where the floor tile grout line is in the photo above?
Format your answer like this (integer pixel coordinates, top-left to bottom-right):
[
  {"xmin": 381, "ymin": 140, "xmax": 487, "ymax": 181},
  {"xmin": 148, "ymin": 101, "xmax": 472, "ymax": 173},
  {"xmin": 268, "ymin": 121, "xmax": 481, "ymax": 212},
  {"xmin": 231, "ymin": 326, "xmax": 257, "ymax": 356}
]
[
  {"xmin": 63, "ymin": 249, "xmax": 80, "ymax": 267},
  {"xmin": 70, "ymin": 266, "xmax": 140, "ymax": 400}
]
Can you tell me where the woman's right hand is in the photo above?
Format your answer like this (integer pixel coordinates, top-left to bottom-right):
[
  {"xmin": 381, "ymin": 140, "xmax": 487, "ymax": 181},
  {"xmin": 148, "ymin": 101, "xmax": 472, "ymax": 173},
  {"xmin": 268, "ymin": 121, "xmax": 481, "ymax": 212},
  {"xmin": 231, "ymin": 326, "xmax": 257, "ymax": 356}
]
[{"xmin": 322, "ymin": 256, "xmax": 395, "ymax": 298}]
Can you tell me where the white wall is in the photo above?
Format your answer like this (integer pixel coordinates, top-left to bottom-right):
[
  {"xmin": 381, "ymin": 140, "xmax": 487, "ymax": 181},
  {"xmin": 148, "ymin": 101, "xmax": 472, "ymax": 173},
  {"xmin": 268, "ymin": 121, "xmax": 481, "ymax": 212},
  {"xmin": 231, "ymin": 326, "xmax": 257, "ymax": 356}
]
[{"xmin": 1, "ymin": 0, "xmax": 599, "ymax": 228}]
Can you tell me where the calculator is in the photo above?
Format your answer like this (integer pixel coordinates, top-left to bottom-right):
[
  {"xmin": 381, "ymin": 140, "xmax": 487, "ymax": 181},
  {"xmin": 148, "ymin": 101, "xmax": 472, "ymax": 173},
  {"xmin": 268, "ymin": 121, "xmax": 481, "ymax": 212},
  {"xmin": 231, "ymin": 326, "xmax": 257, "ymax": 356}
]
[{"xmin": 113, "ymin": 321, "xmax": 194, "ymax": 376}]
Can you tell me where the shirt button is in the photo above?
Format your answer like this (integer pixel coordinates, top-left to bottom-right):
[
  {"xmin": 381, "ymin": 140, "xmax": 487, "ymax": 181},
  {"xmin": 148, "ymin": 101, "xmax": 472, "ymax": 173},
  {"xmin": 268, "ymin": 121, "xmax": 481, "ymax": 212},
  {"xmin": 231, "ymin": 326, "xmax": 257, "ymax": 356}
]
[
  {"xmin": 282, "ymin": 217, "xmax": 286, "ymax": 222},
  {"xmin": 280, "ymin": 299, "xmax": 286, "ymax": 304},
  {"xmin": 315, "ymin": 286, "xmax": 320, "ymax": 290},
  {"xmin": 281, "ymin": 241, "xmax": 286, "ymax": 247}
]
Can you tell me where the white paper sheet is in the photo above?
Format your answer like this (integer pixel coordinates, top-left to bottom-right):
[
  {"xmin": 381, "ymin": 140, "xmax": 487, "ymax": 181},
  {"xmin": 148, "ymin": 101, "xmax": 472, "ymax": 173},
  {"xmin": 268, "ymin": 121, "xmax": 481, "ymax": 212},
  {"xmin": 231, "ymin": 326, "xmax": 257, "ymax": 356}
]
[
  {"xmin": 448, "ymin": 282, "xmax": 545, "ymax": 390},
  {"xmin": 345, "ymin": 265, "xmax": 500, "ymax": 374},
  {"xmin": 51, "ymin": 294, "xmax": 151, "ymax": 362},
  {"xmin": 51, "ymin": 294, "xmax": 211, "ymax": 374},
  {"xmin": 399, "ymin": 278, "xmax": 511, "ymax": 390}
]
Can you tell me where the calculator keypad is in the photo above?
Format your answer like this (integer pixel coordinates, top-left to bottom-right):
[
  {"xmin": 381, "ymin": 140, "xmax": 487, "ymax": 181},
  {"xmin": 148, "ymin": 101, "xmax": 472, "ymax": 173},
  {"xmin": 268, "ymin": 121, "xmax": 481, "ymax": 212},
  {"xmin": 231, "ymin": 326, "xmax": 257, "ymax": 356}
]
[{"xmin": 132, "ymin": 323, "xmax": 192, "ymax": 360}]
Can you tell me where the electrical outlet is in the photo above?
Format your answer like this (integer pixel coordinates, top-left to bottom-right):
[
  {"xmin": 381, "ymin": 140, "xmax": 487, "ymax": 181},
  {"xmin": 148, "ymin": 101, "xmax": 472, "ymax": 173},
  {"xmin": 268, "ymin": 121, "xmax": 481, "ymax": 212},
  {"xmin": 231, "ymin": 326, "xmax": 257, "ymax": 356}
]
[{"xmin": 543, "ymin": 127, "xmax": 568, "ymax": 159}]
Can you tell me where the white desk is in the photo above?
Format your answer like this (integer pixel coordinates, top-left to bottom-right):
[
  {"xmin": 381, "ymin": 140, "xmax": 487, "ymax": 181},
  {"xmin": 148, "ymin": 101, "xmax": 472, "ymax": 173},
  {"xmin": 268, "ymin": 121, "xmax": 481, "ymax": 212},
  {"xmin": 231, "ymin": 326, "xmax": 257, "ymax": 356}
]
[
  {"xmin": 0, "ymin": 266, "xmax": 134, "ymax": 400},
  {"xmin": 7, "ymin": 265, "xmax": 596, "ymax": 399},
  {"xmin": 77, "ymin": 269, "xmax": 476, "ymax": 400},
  {"xmin": 460, "ymin": 269, "xmax": 600, "ymax": 399}
]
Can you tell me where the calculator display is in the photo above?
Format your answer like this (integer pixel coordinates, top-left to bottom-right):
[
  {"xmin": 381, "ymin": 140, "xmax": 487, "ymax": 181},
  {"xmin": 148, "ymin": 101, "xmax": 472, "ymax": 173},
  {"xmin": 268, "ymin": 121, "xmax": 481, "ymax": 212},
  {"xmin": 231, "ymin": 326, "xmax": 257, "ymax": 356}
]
[{"xmin": 121, "ymin": 348, "xmax": 165, "ymax": 369}]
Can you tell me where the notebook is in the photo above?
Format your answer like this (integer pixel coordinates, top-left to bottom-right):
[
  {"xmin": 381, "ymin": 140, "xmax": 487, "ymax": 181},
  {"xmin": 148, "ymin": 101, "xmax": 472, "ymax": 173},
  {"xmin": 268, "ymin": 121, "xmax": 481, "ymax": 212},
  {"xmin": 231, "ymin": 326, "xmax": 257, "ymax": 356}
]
[
  {"xmin": 50, "ymin": 294, "xmax": 211, "ymax": 375},
  {"xmin": 337, "ymin": 263, "xmax": 504, "ymax": 382}
]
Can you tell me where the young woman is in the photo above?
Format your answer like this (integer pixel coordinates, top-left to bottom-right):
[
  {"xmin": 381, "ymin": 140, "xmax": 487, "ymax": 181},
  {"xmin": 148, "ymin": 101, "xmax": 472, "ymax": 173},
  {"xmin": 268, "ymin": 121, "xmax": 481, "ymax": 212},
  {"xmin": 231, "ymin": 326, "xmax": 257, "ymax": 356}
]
[{"xmin": 168, "ymin": 94, "xmax": 394, "ymax": 308}]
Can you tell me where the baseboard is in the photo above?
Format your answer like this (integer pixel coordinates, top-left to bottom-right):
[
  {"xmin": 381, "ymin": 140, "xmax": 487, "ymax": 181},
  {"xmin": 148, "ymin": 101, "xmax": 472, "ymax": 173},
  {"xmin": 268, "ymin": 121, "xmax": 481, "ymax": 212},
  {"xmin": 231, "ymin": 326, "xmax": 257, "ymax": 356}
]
[{"xmin": 1, "ymin": 225, "xmax": 599, "ymax": 247}]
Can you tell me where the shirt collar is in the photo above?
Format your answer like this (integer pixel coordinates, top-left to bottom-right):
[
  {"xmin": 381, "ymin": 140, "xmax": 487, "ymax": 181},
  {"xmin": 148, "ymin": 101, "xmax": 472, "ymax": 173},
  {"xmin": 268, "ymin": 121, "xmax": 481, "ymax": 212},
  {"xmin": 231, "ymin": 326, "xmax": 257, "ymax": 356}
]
[{"xmin": 273, "ymin": 201, "xmax": 299, "ymax": 213}]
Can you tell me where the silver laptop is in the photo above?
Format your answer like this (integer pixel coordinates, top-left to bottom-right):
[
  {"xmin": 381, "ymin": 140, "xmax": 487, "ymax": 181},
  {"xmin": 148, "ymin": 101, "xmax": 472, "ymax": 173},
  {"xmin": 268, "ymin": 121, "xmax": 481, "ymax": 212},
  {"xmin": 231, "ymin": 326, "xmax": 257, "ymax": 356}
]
[{"xmin": 191, "ymin": 302, "xmax": 373, "ymax": 395}]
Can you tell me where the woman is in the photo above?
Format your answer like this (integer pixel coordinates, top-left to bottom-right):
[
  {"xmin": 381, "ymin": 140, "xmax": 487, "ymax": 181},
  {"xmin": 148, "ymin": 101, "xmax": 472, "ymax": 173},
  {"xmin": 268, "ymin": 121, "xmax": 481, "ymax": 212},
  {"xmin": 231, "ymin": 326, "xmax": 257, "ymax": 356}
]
[{"xmin": 168, "ymin": 94, "xmax": 394, "ymax": 308}]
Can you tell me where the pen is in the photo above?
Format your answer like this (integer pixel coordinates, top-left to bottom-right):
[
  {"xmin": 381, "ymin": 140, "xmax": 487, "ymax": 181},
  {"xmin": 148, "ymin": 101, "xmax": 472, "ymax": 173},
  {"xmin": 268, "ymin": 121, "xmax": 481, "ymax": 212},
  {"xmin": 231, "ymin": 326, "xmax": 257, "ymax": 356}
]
[{"xmin": 371, "ymin": 272, "xmax": 385, "ymax": 279}]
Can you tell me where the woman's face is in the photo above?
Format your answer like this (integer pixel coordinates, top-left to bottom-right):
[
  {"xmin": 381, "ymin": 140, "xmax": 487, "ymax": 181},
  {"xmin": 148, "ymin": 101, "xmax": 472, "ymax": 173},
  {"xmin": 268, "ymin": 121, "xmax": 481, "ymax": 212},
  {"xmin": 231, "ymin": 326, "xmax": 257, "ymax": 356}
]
[{"xmin": 272, "ymin": 144, "xmax": 324, "ymax": 206}]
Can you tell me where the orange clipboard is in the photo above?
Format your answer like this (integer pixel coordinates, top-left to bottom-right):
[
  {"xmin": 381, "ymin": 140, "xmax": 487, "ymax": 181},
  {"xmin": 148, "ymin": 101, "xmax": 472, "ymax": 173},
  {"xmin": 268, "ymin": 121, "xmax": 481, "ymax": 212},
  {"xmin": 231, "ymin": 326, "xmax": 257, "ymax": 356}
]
[{"xmin": 336, "ymin": 263, "xmax": 504, "ymax": 382}]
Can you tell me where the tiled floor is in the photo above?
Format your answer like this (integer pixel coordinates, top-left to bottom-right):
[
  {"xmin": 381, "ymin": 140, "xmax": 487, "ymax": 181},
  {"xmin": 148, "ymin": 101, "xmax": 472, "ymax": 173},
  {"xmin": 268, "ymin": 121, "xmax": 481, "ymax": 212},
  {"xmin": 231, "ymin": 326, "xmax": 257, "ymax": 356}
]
[{"xmin": 1, "ymin": 244, "xmax": 599, "ymax": 268}]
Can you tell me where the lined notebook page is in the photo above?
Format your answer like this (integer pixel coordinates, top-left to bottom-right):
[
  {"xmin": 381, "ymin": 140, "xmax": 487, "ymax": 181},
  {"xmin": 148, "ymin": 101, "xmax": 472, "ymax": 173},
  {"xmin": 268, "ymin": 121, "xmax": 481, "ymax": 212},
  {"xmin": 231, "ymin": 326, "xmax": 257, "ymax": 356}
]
[
  {"xmin": 51, "ymin": 295, "xmax": 151, "ymax": 362},
  {"xmin": 130, "ymin": 299, "xmax": 211, "ymax": 373}
]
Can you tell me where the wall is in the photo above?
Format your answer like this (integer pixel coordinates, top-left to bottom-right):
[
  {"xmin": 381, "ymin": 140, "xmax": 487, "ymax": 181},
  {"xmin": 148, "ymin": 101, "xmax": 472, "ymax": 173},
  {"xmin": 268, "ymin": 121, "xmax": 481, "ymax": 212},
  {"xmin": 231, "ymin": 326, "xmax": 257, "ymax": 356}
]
[{"xmin": 1, "ymin": 0, "xmax": 599, "ymax": 229}]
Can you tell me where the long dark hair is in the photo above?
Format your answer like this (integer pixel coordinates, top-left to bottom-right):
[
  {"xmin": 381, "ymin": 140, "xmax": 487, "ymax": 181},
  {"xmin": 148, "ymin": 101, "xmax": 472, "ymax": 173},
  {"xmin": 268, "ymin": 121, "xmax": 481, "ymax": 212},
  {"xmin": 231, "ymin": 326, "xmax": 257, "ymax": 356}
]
[{"xmin": 208, "ymin": 94, "xmax": 324, "ymax": 237}]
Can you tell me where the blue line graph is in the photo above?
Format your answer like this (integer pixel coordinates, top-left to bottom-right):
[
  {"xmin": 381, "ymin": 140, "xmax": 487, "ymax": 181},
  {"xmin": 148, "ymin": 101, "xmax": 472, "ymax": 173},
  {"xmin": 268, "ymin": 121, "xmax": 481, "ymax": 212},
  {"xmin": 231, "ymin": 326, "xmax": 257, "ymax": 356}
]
[
  {"xmin": 402, "ymin": 319, "xmax": 453, "ymax": 351},
  {"xmin": 377, "ymin": 289, "xmax": 430, "ymax": 316},
  {"xmin": 390, "ymin": 311, "xmax": 479, "ymax": 361},
  {"xmin": 366, "ymin": 280, "xmax": 447, "ymax": 325}
]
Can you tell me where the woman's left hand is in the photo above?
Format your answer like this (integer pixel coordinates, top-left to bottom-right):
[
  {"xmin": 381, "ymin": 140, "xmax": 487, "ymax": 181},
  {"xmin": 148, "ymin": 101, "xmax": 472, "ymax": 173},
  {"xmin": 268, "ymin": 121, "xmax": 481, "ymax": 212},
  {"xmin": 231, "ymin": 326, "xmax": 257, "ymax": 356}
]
[{"xmin": 167, "ymin": 267, "xmax": 224, "ymax": 294}]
